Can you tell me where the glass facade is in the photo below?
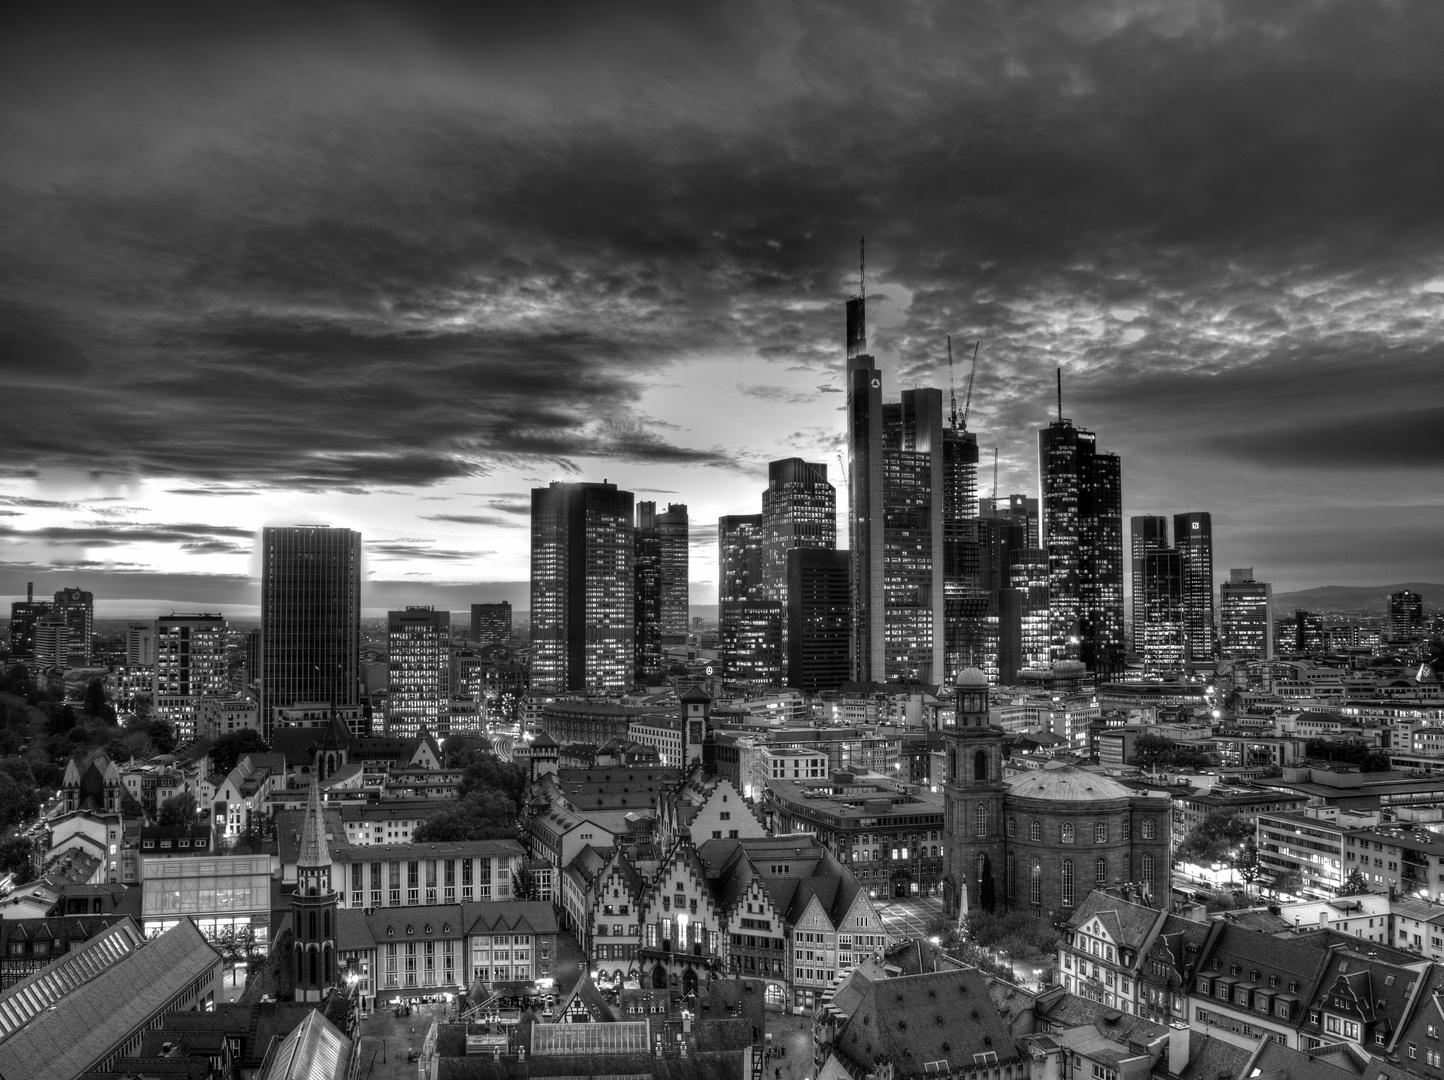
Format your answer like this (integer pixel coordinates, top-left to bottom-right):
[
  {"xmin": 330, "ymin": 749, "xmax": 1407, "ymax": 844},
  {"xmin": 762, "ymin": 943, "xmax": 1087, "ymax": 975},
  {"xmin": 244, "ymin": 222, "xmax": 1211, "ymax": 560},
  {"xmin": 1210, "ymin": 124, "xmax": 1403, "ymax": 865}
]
[
  {"xmin": 141, "ymin": 856, "xmax": 272, "ymax": 943},
  {"xmin": 386, "ymin": 606, "xmax": 449, "ymax": 738}
]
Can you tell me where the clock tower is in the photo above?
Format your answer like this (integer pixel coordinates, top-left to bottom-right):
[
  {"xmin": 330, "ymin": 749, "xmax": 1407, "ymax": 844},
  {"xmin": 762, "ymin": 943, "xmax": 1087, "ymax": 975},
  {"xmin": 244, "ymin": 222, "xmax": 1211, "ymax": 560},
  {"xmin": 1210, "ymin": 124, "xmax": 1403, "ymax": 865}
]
[{"xmin": 942, "ymin": 667, "xmax": 1007, "ymax": 918}]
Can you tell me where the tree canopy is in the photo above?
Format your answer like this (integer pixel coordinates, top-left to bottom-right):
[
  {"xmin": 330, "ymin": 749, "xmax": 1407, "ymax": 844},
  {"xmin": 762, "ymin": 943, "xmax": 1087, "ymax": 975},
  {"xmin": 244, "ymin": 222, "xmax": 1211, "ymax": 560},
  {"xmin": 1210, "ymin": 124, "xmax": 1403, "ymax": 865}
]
[
  {"xmin": 1130, "ymin": 733, "xmax": 1214, "ymax": 771},
  {"xmin": 1176, "ymin": 809, "xmax": 1255, "ymax": 866},
  {"xmin": 1304, "ymin": 738, "xmax": 1391, "ymax": 772},
  {"xmin": 158, "ymin": 791, "xmax": 202, "ymax": 828},
  {"xmin": 211, "ymin": 730, "xmax": 270, "ymax": 777},
  {"xmin": 414, "ymin": 789, "xmax": 520, "ymax": 843}
]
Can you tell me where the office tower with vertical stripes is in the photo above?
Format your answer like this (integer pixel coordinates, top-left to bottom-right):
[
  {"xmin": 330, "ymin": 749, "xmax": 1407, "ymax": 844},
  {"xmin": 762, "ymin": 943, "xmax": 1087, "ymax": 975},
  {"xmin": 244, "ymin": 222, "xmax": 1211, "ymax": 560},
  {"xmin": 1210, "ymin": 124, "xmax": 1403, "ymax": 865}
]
[
  {"xmin": 1129, "ymin": 515, "xmax": 1168, "ymax": 654},
  {"xmin": 655, "ymin": 504, "xmax": 690, "ymax": 645},
  {"xmin": 530, "ymin": 481, "xmax": 635, "ymax": 693},
  {"xmin": 260, "ymin": 526, "xmax": 362, "ymax": 741},
  {"xmin": 52, "ymin": 587, "xmax": 94, "ymax": 667},
  {"xmin": 153, "ymin": 612, "xmax": 227, "ymax": 742},
  {"xmin": 1173, "ymin": 511, "xmax": 1215, "ymax": 664},
  {"xmin": 1220, "ymin": 568, "xmax": 1273, "ymax": 660},
  {"xmin": 386, "ymin": 605, "xmax": 449, "ymax": 737},
  {"xmin": 718, "ymin": 512, "xmax": 778, "ymax": 681},
  {"xmin": 634, "ymin": 502, "xmax": 663, "ymax": 679},
  {"xmin": 470, "ymin": 602, "xmax": 511, "ymax": 645},
  {"xmin": 1039, "ymin": 397, "xmax": 1124, "ymax": 680}
]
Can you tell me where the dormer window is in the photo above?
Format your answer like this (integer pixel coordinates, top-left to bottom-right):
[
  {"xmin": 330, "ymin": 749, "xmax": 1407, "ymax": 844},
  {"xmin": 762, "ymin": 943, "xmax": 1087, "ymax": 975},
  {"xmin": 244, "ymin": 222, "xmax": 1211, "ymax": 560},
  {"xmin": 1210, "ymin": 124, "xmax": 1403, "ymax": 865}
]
[{"xmin": 406, "ymin": 925, "xmax": 414, "ymax": 936}]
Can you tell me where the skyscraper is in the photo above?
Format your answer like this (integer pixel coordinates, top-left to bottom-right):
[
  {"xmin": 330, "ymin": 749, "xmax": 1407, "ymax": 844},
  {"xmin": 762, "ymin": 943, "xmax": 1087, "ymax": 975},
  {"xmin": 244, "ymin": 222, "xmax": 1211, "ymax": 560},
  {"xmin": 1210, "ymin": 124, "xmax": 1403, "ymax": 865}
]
[
  {"xmin": 52, "ymin": 586, "xmax": 94, "ymax": 667},
  {"xmin": 761, "ymin": 459, "xmax": 836, "ymax": 602},
  {"xmin": 634, "ymin": 503, "xmax": 663, "ymax": 679},
  {"xmin": 530, "ymin": 481, "xmax": 634, "ymax": 693},
  {"xmin": 1039, "ymin": 402, "xmax": 1124, "ymax": 679},
  {"xmin": 1129, "ymin": 515, "xmax": 1169, "ymax": 653},
  {"xmin": 718, "ymin": 513, "xmax": 768, "ymax": 680},
  {"xmin": 470, "ymin": 602, "xmax": 511, "ymax": 645},
  {"xmin": 8, "ymin": 583, "xmax": 52, "ymax": 660},
  {"xmin": 153, "ymin": 612, "xmax": 227, "ymax": 742},
  {"xmin": 980, "ymin": 494, "xmax": 1039, "ymax": 548},
  {"xmin": 655, "ymin": 504, "xmax": 689, "ymax": 646},
  {"xmin": 1387, "ymin": 590, "xmax": 1424, "ymax": 643},
  {"xmin": 1220, "ymin": 568, "xmax": 1272, "ymax": 660},
  {"xmin": 1173, "ymin": 511, "xmax": 1215, "ymax": 664},
  {"xmin": 786, "ymin": 548, "xmax": 851, "ymax": 692},
  {"xmin": 1137, "ymin": 548, "xmax": 1184, "ymax": 672},
  {"xmin": 386, "ymin": 606, "xmax": 449, "ymax": 737},
  {"xmin": 846, "ymin": 297, "xmax": 980, "ymax": 684},
  {"xmin": 260, "ymin": 526, "xmax": 362, "ymax": 741}
]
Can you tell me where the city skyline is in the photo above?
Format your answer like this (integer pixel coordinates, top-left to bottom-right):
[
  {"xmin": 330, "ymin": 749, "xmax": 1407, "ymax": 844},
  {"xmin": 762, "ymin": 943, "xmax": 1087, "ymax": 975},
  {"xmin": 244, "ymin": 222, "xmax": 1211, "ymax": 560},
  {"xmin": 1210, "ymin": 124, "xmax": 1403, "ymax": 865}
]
[{"xmin": 5, "ymin": 3, "xmax": 1444, "ymax": 616}]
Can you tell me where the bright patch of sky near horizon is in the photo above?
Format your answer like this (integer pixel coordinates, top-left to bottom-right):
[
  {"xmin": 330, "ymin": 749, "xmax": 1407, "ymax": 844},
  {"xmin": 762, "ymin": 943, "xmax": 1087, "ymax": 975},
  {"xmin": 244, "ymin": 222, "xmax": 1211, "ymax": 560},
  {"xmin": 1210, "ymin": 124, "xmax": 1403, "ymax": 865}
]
[{"xmin": 3, "ymin": 0, "xmax": 1444, "ymax": 616}]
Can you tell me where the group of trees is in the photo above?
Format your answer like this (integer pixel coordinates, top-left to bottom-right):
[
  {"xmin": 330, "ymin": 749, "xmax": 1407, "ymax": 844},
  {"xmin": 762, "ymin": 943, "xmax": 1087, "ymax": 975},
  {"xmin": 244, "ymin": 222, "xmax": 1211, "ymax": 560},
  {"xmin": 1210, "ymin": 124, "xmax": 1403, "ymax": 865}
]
[
  {"xmin": 1303, "ymin": 738, "xmax": 1391, "ymax": 772},
  {"xmin": 1130, "ymin": 734, "xmax": 1214, "ymax": 772},
  {"xmin": 413, "ymin": 745, "xmax": 527, "ymax": 843}
]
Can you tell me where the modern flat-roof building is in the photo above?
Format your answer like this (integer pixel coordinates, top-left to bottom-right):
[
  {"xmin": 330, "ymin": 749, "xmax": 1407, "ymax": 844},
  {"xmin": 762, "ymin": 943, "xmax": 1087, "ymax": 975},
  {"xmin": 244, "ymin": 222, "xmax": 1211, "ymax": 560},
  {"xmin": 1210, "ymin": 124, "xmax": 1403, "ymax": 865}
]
[
  {"xmin": 1220, "ymin": 568, "xmax": 1274, "ymax": 661},
  {"xmin": 470, "ymin": 601, "xmax": 511, "ymax": 645},
  {"xmin": 7, "ymin": 583, "xmax": 52, "ymax": 660},
  {"xmin": 259, "ymin": 526, "xmax": 361, "ymax": 742},
  {"xmin": 153, "ymin": 612, "xmax": 227, "ymax": 743},
  {"xmin": 386, "ymin": 605, "xmax": 449, "ymax": 738},
  {"xmin": 1173, "ymin": 511, "xmax": 1214, "ymax": 663},
  {"xmin": 51, "ymin": 586, "xmax": 94, "ymax": 667}
]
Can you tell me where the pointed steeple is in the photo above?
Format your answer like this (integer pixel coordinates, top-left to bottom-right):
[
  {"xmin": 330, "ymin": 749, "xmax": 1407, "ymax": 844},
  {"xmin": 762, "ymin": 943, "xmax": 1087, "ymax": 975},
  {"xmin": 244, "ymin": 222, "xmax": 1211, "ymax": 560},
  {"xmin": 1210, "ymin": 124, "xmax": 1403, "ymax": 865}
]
[{"xmin": 297, "ymin": 773, "xmax": 332, "ymax": 881}]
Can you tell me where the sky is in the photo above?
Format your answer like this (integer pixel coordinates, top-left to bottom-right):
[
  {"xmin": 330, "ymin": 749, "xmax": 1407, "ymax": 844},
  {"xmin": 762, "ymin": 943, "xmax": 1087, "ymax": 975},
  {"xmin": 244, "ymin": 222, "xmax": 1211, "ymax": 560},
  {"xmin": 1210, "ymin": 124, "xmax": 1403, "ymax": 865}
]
[{"xmin": 3, "ymin": 0, "xmax": 1444, "ymax": 618}]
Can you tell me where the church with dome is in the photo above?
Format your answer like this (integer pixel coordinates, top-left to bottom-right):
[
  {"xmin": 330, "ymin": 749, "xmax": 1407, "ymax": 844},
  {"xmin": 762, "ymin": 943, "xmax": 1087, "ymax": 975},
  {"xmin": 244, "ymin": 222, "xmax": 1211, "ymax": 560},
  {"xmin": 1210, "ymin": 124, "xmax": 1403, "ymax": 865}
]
[{"xmin": 942, "ymin": 666, "xmax": 1171, "ymax": 921}]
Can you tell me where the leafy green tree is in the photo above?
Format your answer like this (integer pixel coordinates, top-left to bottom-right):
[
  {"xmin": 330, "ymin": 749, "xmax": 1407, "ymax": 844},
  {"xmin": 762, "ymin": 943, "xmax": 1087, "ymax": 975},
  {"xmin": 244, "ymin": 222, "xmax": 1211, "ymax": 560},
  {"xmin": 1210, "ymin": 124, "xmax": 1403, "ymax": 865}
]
[
  {"xmin": 0, "ymin": 772, "xmax": 31, "ymax": 831},
  {"xmin": 455, "ymin": 750, "xmax": 527, "ymax": 813},
  {"xmin": 82, "ymin": 678, "xmax": 108, "ymax": 720},
  {"xmin": 1130, "ymin": 733, "xmax": 1214, "ymax": 771},
  {"xmin": 1269, "ymin": 869, "xmax": 1304, "ymax": 897},
  {"xmin": 158, "ymin": 791, "xmax": 201, "ymax": 827},
  {"xmin": 0, "ymin": 836, "xmax": 36, "ymax": 886},
  {"xmin": 211, "ymin": 730, "xmax": 270, "ymax": 777},
  {"xmin": 414, "ymin": 789, "xmax": 519, "ymax": 842},
  {"xmin": 1338, "ymin": 868, "xmax": 1371, "ymax": 896},
  {"xmin": 1176, "ymin": 809, "xmax": 1255, "ymax": 866}
]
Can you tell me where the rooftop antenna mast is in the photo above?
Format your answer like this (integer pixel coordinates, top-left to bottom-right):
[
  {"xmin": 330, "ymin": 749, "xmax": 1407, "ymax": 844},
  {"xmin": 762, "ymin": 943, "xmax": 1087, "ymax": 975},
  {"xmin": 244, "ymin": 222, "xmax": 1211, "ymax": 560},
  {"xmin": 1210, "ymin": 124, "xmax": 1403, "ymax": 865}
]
[
  {"xmin": 1056, "ymin": 367, "xmax": 1063, "ymax": 421},
  {"xmin": 859, "ymin": 237, "xmax": 866, "ymax": 346},
  {"xmin": 992, "ymin": 447, "xmax": 999, "ymax": 515},
  {"xmin": 962, "ymin": 340, "xmax": 979, "ymax": 430}
]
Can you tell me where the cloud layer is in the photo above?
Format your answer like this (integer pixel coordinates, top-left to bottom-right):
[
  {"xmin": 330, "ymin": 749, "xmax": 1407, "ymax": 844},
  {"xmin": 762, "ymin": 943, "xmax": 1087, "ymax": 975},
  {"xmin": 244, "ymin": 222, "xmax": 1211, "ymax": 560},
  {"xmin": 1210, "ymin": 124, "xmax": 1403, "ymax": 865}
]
[{"xmin": 3, "ymin": 0, "xmax": 1443, "ymax": 598}]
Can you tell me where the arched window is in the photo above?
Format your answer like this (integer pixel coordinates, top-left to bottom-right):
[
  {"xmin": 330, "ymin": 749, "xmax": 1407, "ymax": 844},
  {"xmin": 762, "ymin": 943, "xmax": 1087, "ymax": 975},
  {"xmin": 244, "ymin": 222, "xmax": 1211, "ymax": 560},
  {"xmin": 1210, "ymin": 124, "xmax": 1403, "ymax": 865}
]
[
  {"xmin": 1061, "ymin": 823, "xmax": 1074, "ymax": 844},
  {"xmin": 1061, "ymin": 860, "xmax": 1074, "ymax": 907},
  {"xmin": 932, "ymin": 845, "xmax": 939, "ymax": 858},
  {"xmin": 1141, "ymin": 818, "xmax": 1155, "ymax": 840},
  {"xmin": 1030, "ymin": 861, "xmax": 1042, "ymax": 906},
  {"xmin": 295, "ymin": 946, "xmax": 304, "ymax": 983},
  {"xmin": 1096, "ymin": 857, "xmax": 1107, "ymax": 885},
  {"xmin": 1007, "ymin": 817, "xmax": 1017, "ymax": 839},
  {"xmin": 308, "ymin": 947, "xmax": 318, "ymax": 985},
  {"xmin": 1094, "ymin": 821, "xmax": 1107, "ymax": 843},
  {"xmin": 324, "ymin": 909, "xmax": 331, "ymax": 940},
  {"xmin": 949, "ymin": 749, "xmax": 957, "ymax": 783},
  {"xmin": 309, "ymin": 910, "xmax": 317, "ymax": 940},
  {"xmin": 975, "ymin": 803, "xmax": 988, "ymax": 838},
  {"xmin": 1030, "ymin": 820, "xmax": 1041, "ymax": 842},
  {"xmin": 1006, "ymin": 853, "xmax": 1015, "ymax": 899},
  {"xmin": 973, "ymin": 750, "xmax": 987, "ymax": 781},
  {"xmin": 1142, "ymin": 854, "xmax": 1155, "ymax": 898}
]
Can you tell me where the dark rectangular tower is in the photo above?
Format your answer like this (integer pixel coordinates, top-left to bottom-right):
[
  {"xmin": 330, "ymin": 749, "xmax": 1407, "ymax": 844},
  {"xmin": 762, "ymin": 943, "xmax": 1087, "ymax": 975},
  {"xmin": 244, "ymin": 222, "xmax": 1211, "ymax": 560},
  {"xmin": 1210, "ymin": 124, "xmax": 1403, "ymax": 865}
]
[
  {"xmin": 260, "ymin": 526, "xmax": 362, "ymax": 741},
  {"xmin": 786, "ymin": 548, "xmax": 851, "ymax": 692},
  {"xmin": 1173, "ymin": 511, "xmax": 1214, "ymax": 664},
  {"xmin": 530, "ymin": 481, "xmax": 635, "ymax": 693}
]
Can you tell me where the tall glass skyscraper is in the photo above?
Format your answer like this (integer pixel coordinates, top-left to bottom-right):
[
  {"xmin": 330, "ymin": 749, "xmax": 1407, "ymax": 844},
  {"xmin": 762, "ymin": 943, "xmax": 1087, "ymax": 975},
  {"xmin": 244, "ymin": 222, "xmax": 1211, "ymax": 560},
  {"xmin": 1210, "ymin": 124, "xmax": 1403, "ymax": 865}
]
[
  {"xmin": 1039, "ymin": 413, "xmax": 1124, "ymax": 679},
  {"xmin": 1129, "ymin": 515, "xmax": 1169, "ymax": 654},
  {"xmin": 1173, "ymin": 511, "xmax": 1215, "ymax": 663},
  {"xmin": 260, "ymin": 526, "xmax": 361, "ymax": 741},
  {"xmin": 530, "ymin": 481, "xmax": 634, "ymax": 693},
  {"xmin": 386, "ymin": 605, "xmax": 449, "ymax": 737},
  {"xmin": 846, "ymin": 299, "xmax": 982, "ymax": 684}
]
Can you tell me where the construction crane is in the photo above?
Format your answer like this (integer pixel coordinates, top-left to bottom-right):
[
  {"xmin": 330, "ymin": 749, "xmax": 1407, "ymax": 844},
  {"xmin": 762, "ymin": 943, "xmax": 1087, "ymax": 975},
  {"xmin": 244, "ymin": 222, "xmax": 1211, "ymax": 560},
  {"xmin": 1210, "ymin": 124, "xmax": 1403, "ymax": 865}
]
[
  {"xmin": 961, "ymin": 340, "xmax": 980, "ymax": 430},
  {"xmin": 836, "ymin": 452, "xmax": 848, "ymax": 497}
]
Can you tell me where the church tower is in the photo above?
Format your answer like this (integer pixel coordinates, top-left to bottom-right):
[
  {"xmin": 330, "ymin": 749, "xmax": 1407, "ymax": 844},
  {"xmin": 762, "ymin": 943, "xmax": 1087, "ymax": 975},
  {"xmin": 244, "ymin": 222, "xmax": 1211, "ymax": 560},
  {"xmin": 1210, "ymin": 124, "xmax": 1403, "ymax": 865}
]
[
  {"xmin": 291, "ymin": 776, "xmax": 338, "ymax": 1002},
  {"xmin": 942, "ymin": 667, "xmax": 1007, "ymax": 918}
]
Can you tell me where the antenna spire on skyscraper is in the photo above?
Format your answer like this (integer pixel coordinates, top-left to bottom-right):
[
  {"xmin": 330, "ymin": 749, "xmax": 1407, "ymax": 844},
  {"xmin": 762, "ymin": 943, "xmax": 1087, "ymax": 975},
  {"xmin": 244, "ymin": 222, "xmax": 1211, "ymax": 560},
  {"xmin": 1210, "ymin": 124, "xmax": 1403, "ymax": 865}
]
[
  {"xmin": 859, "ymin": 236, "xmax": 866, "ymax": 346},
  {"xmin": 1056, "ymin": 367, "xmax": 1063, "ymax": 421}
]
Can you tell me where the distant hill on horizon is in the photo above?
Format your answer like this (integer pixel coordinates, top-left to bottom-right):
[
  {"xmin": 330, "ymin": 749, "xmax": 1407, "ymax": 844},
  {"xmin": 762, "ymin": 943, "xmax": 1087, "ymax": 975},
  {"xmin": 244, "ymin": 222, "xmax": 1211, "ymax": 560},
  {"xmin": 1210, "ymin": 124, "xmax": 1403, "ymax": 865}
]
[{"xmin": 1272, "ymin": 582, "xmax": 1443, "ymax": 615}]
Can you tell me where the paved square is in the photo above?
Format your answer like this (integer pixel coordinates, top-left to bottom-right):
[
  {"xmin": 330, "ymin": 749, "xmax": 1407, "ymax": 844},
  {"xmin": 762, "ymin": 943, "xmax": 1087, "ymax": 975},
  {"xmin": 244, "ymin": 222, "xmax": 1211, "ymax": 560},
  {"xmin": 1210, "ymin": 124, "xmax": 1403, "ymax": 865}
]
[{"xmin": 872, "ymin": 894, "xmax": 947, "ymax": 945}]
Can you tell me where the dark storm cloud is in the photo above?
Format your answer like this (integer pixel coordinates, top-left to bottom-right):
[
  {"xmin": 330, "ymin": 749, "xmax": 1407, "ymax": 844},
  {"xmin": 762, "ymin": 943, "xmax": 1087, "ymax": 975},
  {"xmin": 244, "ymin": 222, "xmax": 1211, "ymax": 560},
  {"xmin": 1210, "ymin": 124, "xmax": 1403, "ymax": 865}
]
[
  {"xmin": 0, "ymin": 522, "xmax": 254, "ymax": 548},
  {"xmin": 368, "ymin": 542, "xmax": 487, "ymax": 561},
  {"xmin": 1214, "ymin": 406, "xmax": 1444, "ymax": 468},
  {"xmin": 4, "ymin": 0, "xmax": 1444, "ymax": 586},
  {"xmin": 421, "ymin": 513, "xmax": 521, "ymax": 528}
]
